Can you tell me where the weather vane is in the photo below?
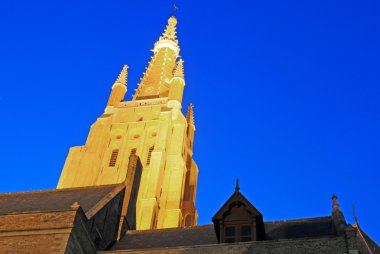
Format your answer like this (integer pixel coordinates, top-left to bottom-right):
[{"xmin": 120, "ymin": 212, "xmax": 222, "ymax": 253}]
[{"xmin": 173, "ymin": 4, "xmax": 179, "ymax": 15}]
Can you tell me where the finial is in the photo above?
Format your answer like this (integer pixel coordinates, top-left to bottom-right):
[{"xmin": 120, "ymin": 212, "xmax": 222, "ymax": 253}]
[
  {"xmin": 70, "ymin": 201, "xmax": 80, "ymax": 210},
  {"xmin": 159, "ymin": 16, "xmax": 178, "ymax": 42},
  {"xmin": 332, "ymin": 194, "xmax": 340, "ymax": 210},
  {"xmin": 115, "ymin": 65, "xmax": 129, "ymax": 85},
  {"xmin": 235, "ymin": 179, "xmax": 240, "ymax": 192},
  {"xmin": 174, "ymin": 59, "xmax": 184, "ymax": 79},
  {"xmin": 186, "ymin": 103, "xmax": 195, "ymax": 126}
]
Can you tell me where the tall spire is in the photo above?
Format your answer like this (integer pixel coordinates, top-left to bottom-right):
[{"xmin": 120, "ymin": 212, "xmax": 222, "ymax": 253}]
[
  {"xmin": 186, "ymin": 104, "xmax": 195, "ymax": 126},
  {"xmin": 174, "ymin": 59, "xmax": 184, "ymax": 79},
  {"xmin": 133, "ymin": 16, "xmax": 180, "ymax": 100}
]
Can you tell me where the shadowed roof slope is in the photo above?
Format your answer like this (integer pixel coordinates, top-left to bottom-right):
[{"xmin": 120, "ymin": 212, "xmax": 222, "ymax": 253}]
[
  {"xmin": 265, "ymin": 216, "xmax": 336, "ymax": 240},
  {"xmin": 111, "ymin": 217, "xmax": 337, "ymax": 251},
  {"xmin": 0, "ymin": 183, "xmax": 124, "ymax": 217},
  {"xmin": 112, "ymin": 224, "xmax": 218, "ymax": 250}
]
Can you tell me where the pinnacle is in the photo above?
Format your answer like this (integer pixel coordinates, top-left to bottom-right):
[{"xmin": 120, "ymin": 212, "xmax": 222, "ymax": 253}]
[
  {"xmin": 115, "ymin": 65, "xmax": 129, "ymax": 85},
  {"xmin": 174, "ymin": 59, "xmax": 184, "ymax": 79},
  {"xmin": 186, "ymin": 103, "xmax": 195, "ymax": 126},
  {"xmin": 332, "ymin": 194, "xmax": 340, "ymax": 211}
]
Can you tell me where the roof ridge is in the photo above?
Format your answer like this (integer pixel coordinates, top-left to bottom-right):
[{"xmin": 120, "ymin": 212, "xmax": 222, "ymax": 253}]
[
  {"xmin": 265, "ymin": 216, "xmax": 332, "ymax": 224},
  {"xmin": 85, "ymin": 183, "xmax": 125, "ymax": 218},
  {"xmin": 126, "ymin": 224, "xmax": 214, "ymax": 235},
  {"xmin": 0, "ymin": 183, "xmax": 122, "ymax": 196}
]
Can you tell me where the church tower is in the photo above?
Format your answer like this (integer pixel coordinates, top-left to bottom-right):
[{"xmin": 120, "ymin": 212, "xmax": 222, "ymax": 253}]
[{"xmin": 57, "ymin": 16, "xmax": 199, "ymax": 230}]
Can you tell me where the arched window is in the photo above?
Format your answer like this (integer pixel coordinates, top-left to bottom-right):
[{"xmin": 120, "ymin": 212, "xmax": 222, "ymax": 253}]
[
  {"xmin": 146, "ymin": 146, "xmax": 154, "ymax": 165},
  {"xmin": 109, "ymin": 149, "xmax": 119, "ymax": 167}
]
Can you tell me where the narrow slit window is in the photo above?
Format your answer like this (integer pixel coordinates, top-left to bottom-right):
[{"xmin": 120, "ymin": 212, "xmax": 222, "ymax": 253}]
[
  {"xmin": 109, "ymin": 149, "xmax": 119, "ymax": 167},
  {"xmin": 146, "ymin": 146, "xmax": 154, "ymax": 166}
]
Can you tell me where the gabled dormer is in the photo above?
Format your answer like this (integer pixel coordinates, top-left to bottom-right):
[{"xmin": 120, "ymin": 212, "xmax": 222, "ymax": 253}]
[{"xmin": 212, "ymin": 181, "xmax": 265, "ymax": 243}]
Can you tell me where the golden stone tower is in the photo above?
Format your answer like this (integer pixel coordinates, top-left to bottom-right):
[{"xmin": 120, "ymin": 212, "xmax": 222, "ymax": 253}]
[{"xmin": 57, "ymin": 16, "xmax": 198, "ymax": 230}]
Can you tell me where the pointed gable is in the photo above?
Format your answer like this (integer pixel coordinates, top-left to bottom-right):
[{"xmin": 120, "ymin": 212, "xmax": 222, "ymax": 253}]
[{"xmin": 212, "ymin": 182, "xmax": 265, "ymax": 243}]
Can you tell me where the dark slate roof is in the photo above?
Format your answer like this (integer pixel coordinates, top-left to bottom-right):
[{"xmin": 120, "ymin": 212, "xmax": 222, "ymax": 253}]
[
  {"xmin": 104, "ymin": 235, "xmax": 347, "ymax": 254},
  {"xmin": 265, "ymin": 216, "xmax": 336, "ymax": 240},
  {"xmin": 112, "ymin": 224, "xmax": 218, "ymax": 250},
  {"xmin": 111, "ymin": 216, "xmax": 337, "ymax": 251},
  {"xmin": 358, "ymin": 226, "xmax": 380, "ymax": 254},
  {"xmin": 0, "ymin": 183, "xmax": 124, "ymax": 218}
]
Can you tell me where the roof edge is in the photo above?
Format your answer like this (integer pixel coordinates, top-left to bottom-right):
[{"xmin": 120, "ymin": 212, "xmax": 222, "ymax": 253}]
[
  {"xmin": 0, "ymin": 183, "xmax": 123, "ymax": 197},
  {"xmin": 85, "ymin": 183, "xmax": 125, "ymax": 218},
  {"xmin": 101, "ymin": 234, "xmax": 345, "ymax": 253}
]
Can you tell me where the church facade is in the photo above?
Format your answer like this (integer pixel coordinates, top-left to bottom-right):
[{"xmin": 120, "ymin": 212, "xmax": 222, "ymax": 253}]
[{"xmin": 0, "ymin": 15, "xmax": 378, "ymax": 254}]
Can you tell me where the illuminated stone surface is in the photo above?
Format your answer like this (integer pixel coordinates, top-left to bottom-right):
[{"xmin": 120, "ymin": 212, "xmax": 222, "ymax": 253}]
[{"xmin": 57, "ymin": 16, "xmax": 198, "ymax": 230}]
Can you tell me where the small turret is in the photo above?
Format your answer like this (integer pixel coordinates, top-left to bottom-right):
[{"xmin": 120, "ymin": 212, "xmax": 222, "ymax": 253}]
[
  {"xmin": 331, "ymin": 194, "xmax": 347, "ymax": 235},
  {"xmin": 186, "ymin": 103, "xmax": 195, "ymax": 127},
  {"xmin": 186, "ymin": 104, "xmax": 196, "ymax": 148},
  {"xmin": 107, "ymin": 65, "xmax": 128, "ymax": 107},
  {"xmin": 168, "ymin": 59, "xmax": 185, "ymax": 103}
]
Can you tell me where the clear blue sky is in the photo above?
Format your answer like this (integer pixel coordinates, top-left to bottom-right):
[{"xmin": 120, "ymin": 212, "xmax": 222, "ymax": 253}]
[{"xmin": 0, "ymin": 0, "xmax": 379, "ymax": 243}]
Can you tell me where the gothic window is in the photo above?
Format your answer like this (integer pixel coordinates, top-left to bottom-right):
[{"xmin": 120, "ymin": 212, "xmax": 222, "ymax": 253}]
[
  {"xmin": 109, "ymin": 149, "xmax": 119, "ymax": 167},
  {"xmin": 146, "ymin": 146, "xmax": 154, "ymax": 165}
]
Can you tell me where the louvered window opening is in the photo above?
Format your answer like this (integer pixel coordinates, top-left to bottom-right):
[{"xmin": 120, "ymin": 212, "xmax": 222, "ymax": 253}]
[
  {"xmin": 224, "ymin": 226, "xmax": 236, "ymax": 243},
  {"xmin": 109, "ymin": 149, "xmax": 119, "ymax": 167},
  {"xmin": 240, "ymin": 225, "xmax": 252, "ymax": 242},
  {"xmin": 147, "ymin": 146, "xmax": 154, "ymax": 165}
]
